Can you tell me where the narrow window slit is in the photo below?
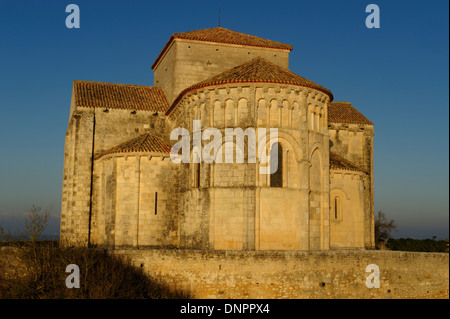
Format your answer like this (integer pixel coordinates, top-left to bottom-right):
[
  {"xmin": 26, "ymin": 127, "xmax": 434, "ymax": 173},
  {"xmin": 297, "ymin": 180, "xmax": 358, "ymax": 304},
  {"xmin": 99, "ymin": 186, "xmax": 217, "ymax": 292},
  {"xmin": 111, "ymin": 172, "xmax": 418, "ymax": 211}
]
[
  {"xmin": 335, "ymin": 198, "xmax": 338, "ymax": 219},
  {"xmin": 155, "ymin": 192, "xmax": 158, "ymax": 215}
]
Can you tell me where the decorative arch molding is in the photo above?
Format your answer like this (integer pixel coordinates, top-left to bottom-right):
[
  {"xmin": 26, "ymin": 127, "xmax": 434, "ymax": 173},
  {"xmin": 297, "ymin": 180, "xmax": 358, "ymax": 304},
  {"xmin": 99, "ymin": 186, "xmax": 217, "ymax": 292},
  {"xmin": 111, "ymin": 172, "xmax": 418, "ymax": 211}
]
[
  {"xmin": 224, "ymin": 98, "xmax": 235, "ymax": 126},
  {"xmin": 213, "ymin": 100, "xmax": 224, "ymax": 127},
  {"xmin": 330, "ymin": 188, "xmax": 348, "ymax": 221},
  {"xmin": 309, "ymin": 146, "xmax": 323, "ymax": 191},
  {"xmin": 309, "ymin": 142, "xmax": 325, "ymax": 162},
  {"xmin": 269, "ymin": 98, "xmax": 279, "ymax": 107},
  {"xmin": 258, "ymin": 133, "xmax": 300, "ymax": 189},
  {"xmin": 237, "ymin": 97, "xmax": 250, "ymax": 126},
  {"xmin": 258, "ymin": 129, "xmax": 302, "ymax": 162},
  {"xmin": 330, "ymin": 187, "xmax": 350, "ymax": 201},
  {"xmin": 257, "ymin": 98, "xmax": 267, "ymax": 125}
]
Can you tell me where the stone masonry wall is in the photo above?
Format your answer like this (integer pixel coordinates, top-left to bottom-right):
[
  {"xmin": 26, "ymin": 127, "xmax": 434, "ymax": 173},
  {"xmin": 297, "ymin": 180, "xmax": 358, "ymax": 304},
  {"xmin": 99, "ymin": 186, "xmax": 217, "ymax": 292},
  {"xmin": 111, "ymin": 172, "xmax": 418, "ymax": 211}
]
[
  {"xmin": 60, "ymin": 110, "xmax": 94, "ymax": 246},
  {"xmin": 61, "ymin": 104, "xmax": 168, "ymax": 247},
  {"xmin": 91, "ymin": 154, "xmax": 180, "ymax": 249},
  {"xmin": 329, "ymin": 170, "xmax": 366, "ymax": 249},
  {"xmin": 168, "ymin": 82, "xmax": 339, "ymax": 251},
  {"xmin": 329, "ymin": 123, "xmax": 375, "ymax": 248},
  {"xmin": 154, "ymin": 39, "xmax": 290, "ymax": 103},
  {"xmin": 113, "ymin": 249, "xmax": 449, "ymax": 299}
]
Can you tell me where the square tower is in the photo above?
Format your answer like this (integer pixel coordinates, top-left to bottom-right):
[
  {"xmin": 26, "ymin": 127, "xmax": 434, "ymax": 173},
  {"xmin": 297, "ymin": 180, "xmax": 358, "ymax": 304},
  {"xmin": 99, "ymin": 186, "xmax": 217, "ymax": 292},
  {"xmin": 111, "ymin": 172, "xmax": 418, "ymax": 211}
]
[{"xmin": 152, "ymin": 27, "xmax": 293, "ymax": 104}]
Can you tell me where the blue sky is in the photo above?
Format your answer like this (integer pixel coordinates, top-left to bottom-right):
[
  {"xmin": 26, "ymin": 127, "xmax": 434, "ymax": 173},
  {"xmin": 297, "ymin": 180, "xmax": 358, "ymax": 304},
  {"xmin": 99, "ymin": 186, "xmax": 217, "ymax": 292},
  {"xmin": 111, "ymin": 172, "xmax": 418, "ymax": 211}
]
[{"xmin": 0, "ymin": 0, "xmax": 448, "ymax": 239}]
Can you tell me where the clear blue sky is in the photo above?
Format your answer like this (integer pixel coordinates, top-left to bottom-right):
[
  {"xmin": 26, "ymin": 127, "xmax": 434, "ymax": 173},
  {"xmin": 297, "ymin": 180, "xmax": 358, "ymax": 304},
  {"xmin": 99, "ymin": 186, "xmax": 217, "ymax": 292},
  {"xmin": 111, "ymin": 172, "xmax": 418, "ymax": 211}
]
[{"xmin": 0, "ymin": 0, "xmax": 448, "ymax": 239}]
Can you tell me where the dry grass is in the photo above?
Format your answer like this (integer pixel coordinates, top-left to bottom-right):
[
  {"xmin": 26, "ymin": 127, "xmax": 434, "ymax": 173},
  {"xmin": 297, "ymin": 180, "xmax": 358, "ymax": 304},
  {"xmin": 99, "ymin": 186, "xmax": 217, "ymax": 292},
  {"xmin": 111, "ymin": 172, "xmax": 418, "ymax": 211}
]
[{"xmin": 0, "ymin": 241, "xmax": 188, "ymax": 299}]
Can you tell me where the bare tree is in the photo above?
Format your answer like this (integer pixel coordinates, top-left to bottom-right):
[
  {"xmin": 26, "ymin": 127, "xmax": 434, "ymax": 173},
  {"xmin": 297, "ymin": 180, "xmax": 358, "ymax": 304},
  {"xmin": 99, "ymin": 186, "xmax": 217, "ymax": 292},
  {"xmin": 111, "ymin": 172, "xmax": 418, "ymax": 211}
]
[
  {"xmin": 0, "ymin": 225, "xmax": 14, "ymax": 243},
  {"xmin": 24, "ymin": 205, "xmax": 51, "ymax": 244},
  {"xmin": 374, "ymin": 210, "xmax": 397, "ymax": 243}
]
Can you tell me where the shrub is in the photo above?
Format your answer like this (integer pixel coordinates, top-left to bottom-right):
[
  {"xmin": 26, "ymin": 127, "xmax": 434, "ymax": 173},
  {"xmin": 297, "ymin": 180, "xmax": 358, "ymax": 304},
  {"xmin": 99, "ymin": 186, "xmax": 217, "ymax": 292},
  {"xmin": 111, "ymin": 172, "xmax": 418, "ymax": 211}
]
[
  {"xmin": 386, "ymin": 237, "xmax": 449, "ymax": 252},
  {"xmin": 0, "ymin": 241, "xmax": 188, "ymax": 299}
]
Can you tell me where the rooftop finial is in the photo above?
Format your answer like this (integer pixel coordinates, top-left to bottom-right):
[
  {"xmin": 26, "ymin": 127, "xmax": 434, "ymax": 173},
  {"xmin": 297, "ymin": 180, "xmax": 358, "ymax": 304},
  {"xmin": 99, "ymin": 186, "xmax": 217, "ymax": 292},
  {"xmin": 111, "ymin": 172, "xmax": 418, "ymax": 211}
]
[{"xmin": 218, "ymin": 8, "xmax": 221, "ymax": 27}]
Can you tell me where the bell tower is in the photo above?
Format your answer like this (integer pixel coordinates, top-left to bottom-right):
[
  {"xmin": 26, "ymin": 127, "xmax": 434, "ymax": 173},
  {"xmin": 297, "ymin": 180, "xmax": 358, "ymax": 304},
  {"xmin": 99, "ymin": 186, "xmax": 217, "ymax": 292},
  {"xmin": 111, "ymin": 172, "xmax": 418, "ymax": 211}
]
[{"xmin": 151, "ymin": 26, "xmax": 292, "ymax": 104}]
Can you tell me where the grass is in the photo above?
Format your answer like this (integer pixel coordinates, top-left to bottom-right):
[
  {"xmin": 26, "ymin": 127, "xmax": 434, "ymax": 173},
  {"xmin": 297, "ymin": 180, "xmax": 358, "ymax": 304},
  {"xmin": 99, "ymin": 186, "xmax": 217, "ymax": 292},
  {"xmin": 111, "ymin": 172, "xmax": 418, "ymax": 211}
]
[{"xmin": 0, "ymin": 240, "xmax": 189, "ymax": 299}]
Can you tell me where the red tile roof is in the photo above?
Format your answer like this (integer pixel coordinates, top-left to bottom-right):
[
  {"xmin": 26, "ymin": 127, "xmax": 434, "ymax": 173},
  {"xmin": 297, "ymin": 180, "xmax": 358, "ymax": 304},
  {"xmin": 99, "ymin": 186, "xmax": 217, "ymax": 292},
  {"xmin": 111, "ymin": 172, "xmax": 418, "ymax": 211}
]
[
  {"xmin": 74, "ymin": 80, "xmax": 169, "ymax": 112},
  {"xmin": 152, "ymin": 26, "xmax": 293, "ymax": 69},
  {"xmin": 328, "ymin": 101, "xmax": 373, "ymax": 125},
  {"xmin": 330, "ymin": 152, "xmax": 365, "ymax": 172},
  {"xmin": 166, "ymin": 57, "xmax": 333, "ymax": 115},
  {"xmin": 174, "ymin": 26, "xmax": 293, "ymax": 50},
  {"xmin": 95, "ymin": 133, "xmax": 173, "ymax": 160}
]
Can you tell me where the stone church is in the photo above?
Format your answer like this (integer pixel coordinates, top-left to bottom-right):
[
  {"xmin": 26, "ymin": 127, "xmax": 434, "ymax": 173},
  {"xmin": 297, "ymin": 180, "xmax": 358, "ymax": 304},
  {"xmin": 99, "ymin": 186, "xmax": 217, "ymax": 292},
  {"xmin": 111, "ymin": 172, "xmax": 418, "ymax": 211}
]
[{"xmin": 60, "ymin": 27, "xmax": 375, "ymax": 251}]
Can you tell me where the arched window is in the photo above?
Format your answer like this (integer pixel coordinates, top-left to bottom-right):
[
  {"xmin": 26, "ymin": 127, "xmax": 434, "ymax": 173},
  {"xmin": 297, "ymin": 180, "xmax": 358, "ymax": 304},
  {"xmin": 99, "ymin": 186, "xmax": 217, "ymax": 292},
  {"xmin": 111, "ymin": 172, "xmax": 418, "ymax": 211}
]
[{"xmin": 270, "ymin": 143, "xmax": 283, "ymax": 187}]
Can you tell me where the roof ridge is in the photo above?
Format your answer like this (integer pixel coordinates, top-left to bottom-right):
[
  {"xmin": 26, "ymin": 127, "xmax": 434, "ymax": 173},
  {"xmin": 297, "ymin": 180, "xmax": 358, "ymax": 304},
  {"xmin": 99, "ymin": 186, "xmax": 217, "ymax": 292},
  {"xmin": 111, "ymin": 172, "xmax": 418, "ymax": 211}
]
[
  {"xmin": 152, "ymin": 26, "xmax": 292, "ymax": 70},
  {"xmin": 253, "ymin": 56, "xmax": 264, "ymax": 76},
  {"xmin": 137, "ymin": 133, "xmax": 148, "ymax": 149},
  {"xmin": 73, "ymin": 80, "xmax": 156, "ymax": 89},
  {"xmin": 172, "ymin": 26, "xmax": 293, "ymax": 49},
  {"xmin": 166, "ymin": 57, "xmax": 333, "ymax": 115}
]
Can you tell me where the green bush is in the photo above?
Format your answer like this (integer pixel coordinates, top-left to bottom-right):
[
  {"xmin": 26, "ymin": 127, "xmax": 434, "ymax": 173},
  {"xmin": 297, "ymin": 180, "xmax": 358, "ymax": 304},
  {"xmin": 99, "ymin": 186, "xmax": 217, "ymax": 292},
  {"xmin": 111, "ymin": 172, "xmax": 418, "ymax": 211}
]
[{"xmin": 386, "ymin": 238, "xmax": 449, "ymax": 252}]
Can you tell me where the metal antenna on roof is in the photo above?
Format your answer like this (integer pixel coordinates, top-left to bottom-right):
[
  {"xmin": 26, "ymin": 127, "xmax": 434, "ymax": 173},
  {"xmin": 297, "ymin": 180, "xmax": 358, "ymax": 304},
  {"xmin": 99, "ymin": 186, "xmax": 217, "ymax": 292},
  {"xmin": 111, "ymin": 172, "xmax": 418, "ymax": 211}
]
[{"xmin": 218, "ymin": 8, "xmax": 221, "ymax": 26}]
